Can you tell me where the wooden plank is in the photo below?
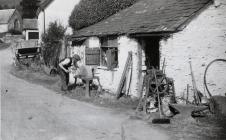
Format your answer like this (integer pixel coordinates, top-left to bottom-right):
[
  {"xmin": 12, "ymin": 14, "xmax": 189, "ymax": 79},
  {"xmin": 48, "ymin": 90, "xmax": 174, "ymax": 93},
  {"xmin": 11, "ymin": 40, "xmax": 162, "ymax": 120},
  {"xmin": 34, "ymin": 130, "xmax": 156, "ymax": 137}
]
[
  {"xmin": 116, "ymin": 51, "xmax": 132, "ymax": 99},
  {"xmin": 85, "ymin": 79, "xmax": 90, "ymax": 97},
  {"xmin": 85, "ymin": 48, "xmax": 100, "ymax": 65},
  {"xmin": 125, "ymin": 63, "xmax": 132, "ymax": 96},
  {"xmin": 186, "ymin": 84, "xmax": 189, "ymax": 104}
]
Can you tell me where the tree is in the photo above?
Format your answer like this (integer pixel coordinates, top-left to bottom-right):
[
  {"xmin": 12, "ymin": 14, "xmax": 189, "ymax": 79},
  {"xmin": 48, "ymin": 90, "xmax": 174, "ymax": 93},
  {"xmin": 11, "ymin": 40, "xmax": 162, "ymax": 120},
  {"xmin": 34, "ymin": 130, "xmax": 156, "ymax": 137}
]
[
  {"xmin": 20, "ymin": 0, "xmax": 40, "ymax": 18},
  {"xmin": 41, "ymin": 21, "xmax": 66, "ymax": 67},
  {"xmin": 2, "ymin": 5, "xmax": 9, "ymax": 9},
  {"xmin": 10, "ymin": 5, "xmax": 16, "ymax": 9},
  {"xmin": 69, "ymin": 0, "xmax": 138, "ymax": 31}
]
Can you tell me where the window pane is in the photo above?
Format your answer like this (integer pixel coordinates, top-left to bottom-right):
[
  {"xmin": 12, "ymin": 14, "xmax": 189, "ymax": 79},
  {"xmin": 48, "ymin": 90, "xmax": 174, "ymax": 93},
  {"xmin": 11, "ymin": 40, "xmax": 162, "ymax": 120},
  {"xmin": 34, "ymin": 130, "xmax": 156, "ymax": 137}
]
[{"xmin": 28, "ymin": 32, "xmax": 39, "ymax": 39}]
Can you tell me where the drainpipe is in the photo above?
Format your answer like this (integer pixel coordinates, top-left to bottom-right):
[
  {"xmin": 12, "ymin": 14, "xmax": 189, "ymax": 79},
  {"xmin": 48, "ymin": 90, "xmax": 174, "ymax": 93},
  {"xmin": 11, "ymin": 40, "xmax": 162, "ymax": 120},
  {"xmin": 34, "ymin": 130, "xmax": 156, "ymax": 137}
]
[{"xmin": 43, "ymin": 9, "xmax": 46, "ymax": 34}]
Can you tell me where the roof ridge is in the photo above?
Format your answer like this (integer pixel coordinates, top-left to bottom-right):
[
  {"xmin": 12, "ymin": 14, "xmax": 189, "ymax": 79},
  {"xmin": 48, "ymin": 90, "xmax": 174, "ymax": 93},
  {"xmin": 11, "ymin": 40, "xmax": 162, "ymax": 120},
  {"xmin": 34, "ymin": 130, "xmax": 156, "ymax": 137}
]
[
  {"xmin": 0, "ymin": 9, "xmax": 16, "ymax": 24},
  {"xmin": 7, "ymin": 9, "xmax": 16, "ymax": 23}
]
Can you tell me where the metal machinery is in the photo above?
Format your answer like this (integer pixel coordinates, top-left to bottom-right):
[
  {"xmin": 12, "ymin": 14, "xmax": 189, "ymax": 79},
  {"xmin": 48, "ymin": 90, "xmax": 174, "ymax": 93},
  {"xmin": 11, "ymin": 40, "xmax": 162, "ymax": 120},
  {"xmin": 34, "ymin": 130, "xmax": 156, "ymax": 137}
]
[
  {"xmin": 15, "ymin": 47, "xmax": 41, "ymax": 66},
  {"xmin": 136, "ymin": 68, "xmax": 176, "ymax": 114},
  {"xmin": 13, "ymin": 40, "xmax": 41, "ymax": 67}
]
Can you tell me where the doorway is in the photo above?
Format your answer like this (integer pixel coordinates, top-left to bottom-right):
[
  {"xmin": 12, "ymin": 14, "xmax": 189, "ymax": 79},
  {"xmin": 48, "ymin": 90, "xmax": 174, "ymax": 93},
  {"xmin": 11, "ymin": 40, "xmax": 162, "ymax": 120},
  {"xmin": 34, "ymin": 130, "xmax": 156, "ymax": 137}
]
[{"xmin": 142, "ymin": 37, "xmax": 161, "ymax": 69}]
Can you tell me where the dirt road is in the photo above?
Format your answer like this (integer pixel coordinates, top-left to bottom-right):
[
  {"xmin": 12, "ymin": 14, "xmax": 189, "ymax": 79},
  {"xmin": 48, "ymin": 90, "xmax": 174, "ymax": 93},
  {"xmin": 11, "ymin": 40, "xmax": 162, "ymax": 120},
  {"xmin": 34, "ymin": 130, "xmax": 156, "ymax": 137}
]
[{"xmin": 1, "ymin": 47, "xmax": 170, "ymax": 140}]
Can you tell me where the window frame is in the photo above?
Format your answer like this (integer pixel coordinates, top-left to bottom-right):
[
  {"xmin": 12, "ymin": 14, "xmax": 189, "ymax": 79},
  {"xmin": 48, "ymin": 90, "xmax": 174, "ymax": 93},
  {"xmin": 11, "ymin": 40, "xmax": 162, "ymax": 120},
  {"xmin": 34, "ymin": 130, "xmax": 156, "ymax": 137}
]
[{"xmin": 100, "ymin": 36, "xmax": 119, "ymax": 70}]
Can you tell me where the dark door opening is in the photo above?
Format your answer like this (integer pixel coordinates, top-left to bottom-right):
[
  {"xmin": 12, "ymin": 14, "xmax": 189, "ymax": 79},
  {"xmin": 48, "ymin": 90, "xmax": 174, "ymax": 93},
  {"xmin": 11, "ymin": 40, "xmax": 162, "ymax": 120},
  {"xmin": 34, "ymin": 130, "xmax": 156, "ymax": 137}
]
[{"xmin": 142, "ymin": 37, "xmax": 160, "ymax": 69}]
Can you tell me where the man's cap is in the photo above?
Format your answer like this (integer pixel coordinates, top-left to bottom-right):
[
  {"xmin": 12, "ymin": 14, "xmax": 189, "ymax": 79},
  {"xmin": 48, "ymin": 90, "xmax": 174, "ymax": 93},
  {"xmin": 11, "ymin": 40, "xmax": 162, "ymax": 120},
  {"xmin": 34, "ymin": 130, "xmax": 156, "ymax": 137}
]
[{"xmin": 72, "ymin": 54, "xmax": 81, "ymax": 61}]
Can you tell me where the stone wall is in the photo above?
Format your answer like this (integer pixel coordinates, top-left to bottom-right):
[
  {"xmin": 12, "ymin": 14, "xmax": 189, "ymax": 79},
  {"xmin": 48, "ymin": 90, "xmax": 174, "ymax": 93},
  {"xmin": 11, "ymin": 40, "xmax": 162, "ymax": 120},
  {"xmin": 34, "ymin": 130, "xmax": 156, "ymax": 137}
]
[
  {"xmin": 160, "ymin": 0, "xmax": 226, "ymax": 97},
  {"xmin": 8, "ymin": 10, "xmax": 22, "ymax": 32}
]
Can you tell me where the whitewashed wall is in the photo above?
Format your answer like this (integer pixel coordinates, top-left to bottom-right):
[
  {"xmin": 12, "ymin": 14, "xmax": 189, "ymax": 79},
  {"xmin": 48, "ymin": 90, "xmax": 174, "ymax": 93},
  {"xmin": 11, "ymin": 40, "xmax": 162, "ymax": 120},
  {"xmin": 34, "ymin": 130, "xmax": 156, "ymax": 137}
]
[
  {"xmin": 70, "ymin": 45, "xmax": 86, "ymax": 64},
  {"xmin": 71, "ymin": 36, "xmax": 141, "ymax": 97},
  {"xmin": 23, "ymin": 30, "xmax": 39, "ymax": 40},
  {"xmin": 97, "ymin": 36, "xmax": 141, "ymax": 97},
  {"xmin": 0, "ymin": 24, "xmax": 8, "ymax": 33},
  {"xmin": 160, "ymin": 0, "xmax": 226, "ymax": 97},
  {"xmin": 38, "ymin": 0, "xmax": 80, "ymax": 40}
]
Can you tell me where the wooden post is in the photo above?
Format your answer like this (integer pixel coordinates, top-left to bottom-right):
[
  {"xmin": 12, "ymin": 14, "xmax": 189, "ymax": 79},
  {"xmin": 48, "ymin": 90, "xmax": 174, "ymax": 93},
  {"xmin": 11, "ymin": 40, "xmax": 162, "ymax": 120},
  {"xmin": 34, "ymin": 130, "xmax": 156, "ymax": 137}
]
[
  {"xmin": 189, "ymin": 61, "xmax": 200, "ymax": 105},
  {"xmin": 136, "ymin": 75, "xmax": 145, "ymax": 112},
  {"xmin": 186, "ymin": 84, "xmax": 189, "ymax": 104},
  {"xmin": 116, "ymin": 51, "xmax": 132, "ymax": 99},
  {"xmin": 85, "ymin": 79, "xmax": 90, "ymax": 97},
  {"xmin": 182, "ymin": 91, "xmax": 185, "ymax": 101},
  {"xmin": 162, "ymin": 58, "xmax": 166, "ymax": 73},
  {"xmin": 143, "ymin": 77, "xmax": 149, "ymax": 114}
]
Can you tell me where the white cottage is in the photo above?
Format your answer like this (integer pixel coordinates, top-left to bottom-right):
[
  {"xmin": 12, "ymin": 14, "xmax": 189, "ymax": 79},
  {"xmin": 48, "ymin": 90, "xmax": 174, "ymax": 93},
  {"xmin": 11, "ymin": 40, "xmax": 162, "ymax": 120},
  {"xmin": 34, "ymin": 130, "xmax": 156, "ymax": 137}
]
[
  {"xmin": 0, "ymin": 9, "xmax": 22, "ymax": 33},
  {"xmin": 70, "ymin": 0, "xmax": 226, "ymax": 98},
  {"xmin": 37, "ymin": 0, "xmax": 80, "ymax": 41}
]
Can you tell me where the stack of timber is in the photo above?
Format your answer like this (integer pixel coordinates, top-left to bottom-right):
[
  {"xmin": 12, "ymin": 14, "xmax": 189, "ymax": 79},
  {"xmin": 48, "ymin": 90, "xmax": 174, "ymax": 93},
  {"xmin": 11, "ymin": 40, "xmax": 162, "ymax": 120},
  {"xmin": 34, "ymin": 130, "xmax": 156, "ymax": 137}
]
[{"xmin": 116, "ymin": 51, "xmax": 133, "ymax": 99}]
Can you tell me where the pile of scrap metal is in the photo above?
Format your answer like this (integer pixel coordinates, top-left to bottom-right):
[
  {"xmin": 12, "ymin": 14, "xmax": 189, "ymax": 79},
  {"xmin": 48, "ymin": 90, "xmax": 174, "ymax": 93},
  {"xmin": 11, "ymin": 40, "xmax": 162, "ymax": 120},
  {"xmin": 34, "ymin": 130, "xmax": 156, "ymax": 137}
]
[
  {"xmin": 136, "ymin": 67, "xmax": 177, "ymax": 119},
  {"xmin": 171, "ymin": 59, "xmax": 226, "ymax": 119},
  {"xmin": 136, "ymin": 59, "xmax": 226, "ymax": 121}
]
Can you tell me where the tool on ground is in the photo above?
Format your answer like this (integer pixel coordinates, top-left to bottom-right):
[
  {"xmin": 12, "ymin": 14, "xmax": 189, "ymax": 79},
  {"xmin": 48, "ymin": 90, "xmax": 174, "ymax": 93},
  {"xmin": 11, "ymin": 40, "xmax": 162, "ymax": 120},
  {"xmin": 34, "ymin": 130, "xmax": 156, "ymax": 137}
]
[
  {"xmin": 186, "ymin": 84, "xmax": 189, "ymax": 104},
  {"xmin": 204, "ymin": 59, "xmax": 226, "ymax": 97},
  {"xmin": 152, "ymin": 69, "xmax": 170, "ymax": 124},
  {"xmin": 189, "ymin": 61, "xmax": 201, "ymax": 105}
]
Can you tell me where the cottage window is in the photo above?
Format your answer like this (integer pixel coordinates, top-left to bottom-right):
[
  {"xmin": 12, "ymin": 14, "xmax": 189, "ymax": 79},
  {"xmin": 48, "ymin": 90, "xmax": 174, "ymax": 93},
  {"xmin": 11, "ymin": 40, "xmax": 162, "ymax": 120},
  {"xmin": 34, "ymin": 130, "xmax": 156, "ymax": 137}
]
[
  {"xmin": 100, "ymin": 36, "xmax": 118, "ymax": 70},
  {"xmin": 28, "ymin": 32, "xmax": 39, "ymax": 40},
  {"xmin": 84, "ymin": 36, "xmax": 118, "ymax": 69}
]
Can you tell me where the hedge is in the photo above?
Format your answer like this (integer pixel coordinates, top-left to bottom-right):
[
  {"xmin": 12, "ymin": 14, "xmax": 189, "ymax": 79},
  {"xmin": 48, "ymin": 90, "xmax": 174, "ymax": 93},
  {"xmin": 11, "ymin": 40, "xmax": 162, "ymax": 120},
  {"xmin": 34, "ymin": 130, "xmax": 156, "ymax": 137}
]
[{"xmin": 69, "ymin": 0, "xmax": 138, "ymax": 31}]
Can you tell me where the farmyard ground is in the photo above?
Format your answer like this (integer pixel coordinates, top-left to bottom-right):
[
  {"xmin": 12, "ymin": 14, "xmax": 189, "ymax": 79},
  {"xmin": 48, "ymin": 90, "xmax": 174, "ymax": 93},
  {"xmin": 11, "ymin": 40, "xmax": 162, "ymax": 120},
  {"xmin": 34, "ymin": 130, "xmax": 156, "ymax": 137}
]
[{"xmin": 1, "ymin": 47, "xmax": 226, "ymax": 140}]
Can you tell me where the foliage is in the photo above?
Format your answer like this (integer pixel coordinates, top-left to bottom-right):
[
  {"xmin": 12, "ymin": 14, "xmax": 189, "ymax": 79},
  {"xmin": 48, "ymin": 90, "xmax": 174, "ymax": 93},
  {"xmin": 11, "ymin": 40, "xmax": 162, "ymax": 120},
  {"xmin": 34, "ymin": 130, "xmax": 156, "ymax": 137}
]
[
  {"xmin": 20, "ymin": 0, "xmax": 40, "ymax": 18},
  {"xmin": 0, "ymin": 0, "xmax": 23, "ymax": 8},
  {"xmin": 42, "ymin": 21, "xmax": 66, "ymax": 46},
  {"xmin": 41, "ymin": 21, "xmax": 66, "ymax": 67},
  {"xmin": 69, "ymin": 0, "xmax": 138, "ymax": 31},
  {"xmin": 8, "ymin": 29, "xmax": 22, "ymax": 35},
  {"xmin": 0, "ymin": 5, "xmax": 10, "ymax": 9}
]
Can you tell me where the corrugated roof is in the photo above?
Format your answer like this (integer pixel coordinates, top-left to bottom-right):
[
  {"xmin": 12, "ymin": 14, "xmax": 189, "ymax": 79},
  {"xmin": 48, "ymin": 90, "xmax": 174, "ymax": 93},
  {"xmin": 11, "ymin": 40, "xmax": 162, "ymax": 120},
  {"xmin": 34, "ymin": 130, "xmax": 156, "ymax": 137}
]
[
  {"xmin": 72, "ymin": 0, "xmax": 211, "ymax": 38},
  {"xmin": 23, "ymin": 19, "xmax": 38, "ymax": 30},
  {"xmin": 0, "ymin": 9, "xmax": 15, "ymax": 24}
]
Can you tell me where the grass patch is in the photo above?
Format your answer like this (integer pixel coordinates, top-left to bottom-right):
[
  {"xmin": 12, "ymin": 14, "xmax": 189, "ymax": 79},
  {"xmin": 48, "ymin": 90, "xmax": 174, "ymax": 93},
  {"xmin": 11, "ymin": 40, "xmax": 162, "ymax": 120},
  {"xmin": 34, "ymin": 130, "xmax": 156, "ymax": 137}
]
[{"xmin": 10, "ymin": 65, "xmax": 139, "ymax": 111}]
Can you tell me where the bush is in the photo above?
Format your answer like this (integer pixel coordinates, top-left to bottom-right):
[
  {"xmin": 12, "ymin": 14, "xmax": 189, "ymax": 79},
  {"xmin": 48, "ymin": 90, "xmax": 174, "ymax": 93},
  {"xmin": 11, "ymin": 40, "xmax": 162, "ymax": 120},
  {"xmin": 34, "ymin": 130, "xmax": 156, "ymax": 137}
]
[
  {"xmin": 69, "ymin": 0, "xmax": 138, "ymax": 31},
  {"xmin": 8, "ymin": 29, "xmax": 22, "ymax": 35},
  {"xmin": 41, "ymin": 21, "xmax": 66, "ymax": 67}
]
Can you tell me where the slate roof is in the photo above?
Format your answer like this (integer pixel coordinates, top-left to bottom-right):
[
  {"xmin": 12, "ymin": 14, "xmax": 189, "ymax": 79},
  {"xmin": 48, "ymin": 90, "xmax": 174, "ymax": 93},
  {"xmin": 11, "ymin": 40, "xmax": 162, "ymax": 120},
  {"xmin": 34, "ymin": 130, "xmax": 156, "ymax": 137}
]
[
  {"xmin": 39, "ymin": 0, "xmax": 54, "ymax": 9},
  {"xmin": 72, "ymin": 0, "xmax": 211, "ymax": 38},
  {"xmin": 23, "ymin": 19, "xmax": 38, "ymax": 30},
  {"xmin": 36, "ymin": 0, "xmax": 54, "ymax": 14},
  {"xmin": 0, "ymin": 9, "xmax": 15, "ymax": 24}
]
